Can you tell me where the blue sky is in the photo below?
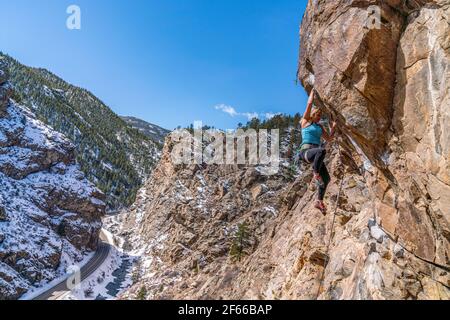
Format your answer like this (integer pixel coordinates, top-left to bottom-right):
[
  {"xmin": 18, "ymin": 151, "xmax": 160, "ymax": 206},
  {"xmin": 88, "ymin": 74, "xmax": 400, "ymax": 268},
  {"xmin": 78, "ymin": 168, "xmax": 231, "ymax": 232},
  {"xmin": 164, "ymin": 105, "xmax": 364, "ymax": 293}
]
[{"xmin": 0, "ymin": 0, "xmax": 308, "ymax": 130}]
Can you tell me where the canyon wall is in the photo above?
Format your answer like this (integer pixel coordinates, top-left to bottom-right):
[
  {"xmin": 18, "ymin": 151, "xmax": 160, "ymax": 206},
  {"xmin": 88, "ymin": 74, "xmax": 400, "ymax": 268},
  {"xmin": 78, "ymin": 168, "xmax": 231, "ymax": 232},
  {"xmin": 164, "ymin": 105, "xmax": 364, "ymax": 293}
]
[{"xmin": 0, "ymin": 59, "xmax": 105, "ymax": 299}]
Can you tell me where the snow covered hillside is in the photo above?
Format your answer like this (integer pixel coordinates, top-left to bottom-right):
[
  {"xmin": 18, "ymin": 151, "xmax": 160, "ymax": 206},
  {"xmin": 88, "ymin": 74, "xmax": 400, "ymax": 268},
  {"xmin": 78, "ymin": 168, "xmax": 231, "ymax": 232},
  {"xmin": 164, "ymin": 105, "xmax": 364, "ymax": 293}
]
[{"xmin": 0, "ymin": 59, "xmax": 105, "ymax": 299}]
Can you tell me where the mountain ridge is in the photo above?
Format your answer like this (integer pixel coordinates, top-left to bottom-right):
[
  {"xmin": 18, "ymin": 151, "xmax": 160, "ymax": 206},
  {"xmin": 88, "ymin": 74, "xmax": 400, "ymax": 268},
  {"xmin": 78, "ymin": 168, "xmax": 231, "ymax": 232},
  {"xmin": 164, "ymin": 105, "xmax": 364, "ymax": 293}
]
[
  {"xmin": 120, "ymin": 116, "xmax": 169, "ymax": 146},
  {"xmin": 1, "ymin": 52, "xmax": 163, "ymax": 209}
]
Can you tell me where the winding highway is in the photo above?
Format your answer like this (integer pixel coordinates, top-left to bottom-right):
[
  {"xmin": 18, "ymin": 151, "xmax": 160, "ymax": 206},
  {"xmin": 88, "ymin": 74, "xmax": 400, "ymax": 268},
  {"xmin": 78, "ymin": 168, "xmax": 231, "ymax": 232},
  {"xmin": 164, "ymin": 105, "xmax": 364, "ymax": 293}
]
[{"xmin": 33, "ymin": 231, "xmax": 112, "ymax": 300}]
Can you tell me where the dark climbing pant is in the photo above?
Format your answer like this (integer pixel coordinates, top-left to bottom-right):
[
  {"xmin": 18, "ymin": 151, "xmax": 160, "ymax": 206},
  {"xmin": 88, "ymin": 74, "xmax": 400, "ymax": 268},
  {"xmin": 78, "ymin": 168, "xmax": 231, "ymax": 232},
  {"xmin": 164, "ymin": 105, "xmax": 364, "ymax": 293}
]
[{"xmin": 299, "ymin": 147, "xmax": 331, "ymax": 201}]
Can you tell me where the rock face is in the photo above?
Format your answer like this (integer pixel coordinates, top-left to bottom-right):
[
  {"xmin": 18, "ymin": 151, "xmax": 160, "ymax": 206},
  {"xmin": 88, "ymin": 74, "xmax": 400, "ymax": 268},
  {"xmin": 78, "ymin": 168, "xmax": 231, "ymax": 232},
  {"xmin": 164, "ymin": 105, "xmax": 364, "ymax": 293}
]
[
  {"xmin": 116, "ymin": 0, "xmax": 449, "ymax": 300},
  {"xmin": 0, "ymin": 60, "xmax": 105, "ymax": 300},
  {"xmin": 298, "ymin": 0, "xmax": 449, "ymax": 298}
]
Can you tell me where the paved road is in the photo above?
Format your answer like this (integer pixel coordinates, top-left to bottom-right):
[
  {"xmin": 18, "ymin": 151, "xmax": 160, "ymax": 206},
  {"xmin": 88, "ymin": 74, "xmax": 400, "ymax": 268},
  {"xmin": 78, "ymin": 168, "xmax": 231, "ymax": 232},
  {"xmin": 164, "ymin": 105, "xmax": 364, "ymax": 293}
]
[{"xmin": 33, "ymin": 231, "xmax": 111, "ymax": 300}]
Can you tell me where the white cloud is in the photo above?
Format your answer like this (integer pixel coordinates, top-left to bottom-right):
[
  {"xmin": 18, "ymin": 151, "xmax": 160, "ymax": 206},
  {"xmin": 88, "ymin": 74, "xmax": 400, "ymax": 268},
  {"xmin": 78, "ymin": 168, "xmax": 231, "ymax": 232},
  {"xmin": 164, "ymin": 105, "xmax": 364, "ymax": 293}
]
[
  {"xmin": 215, "ymin": 104, "xmax": 238, "ymax": 117},
  {"xmin": 242, "ymin": 112, "xmax": 259, "ymax": 120},
  {"xmin": 214, "ymin": 104, "xmax": 280, "ymax": 122},
  {"xmin": 214, "ymin": 104, "xmax": 259, "ymax": 120}
]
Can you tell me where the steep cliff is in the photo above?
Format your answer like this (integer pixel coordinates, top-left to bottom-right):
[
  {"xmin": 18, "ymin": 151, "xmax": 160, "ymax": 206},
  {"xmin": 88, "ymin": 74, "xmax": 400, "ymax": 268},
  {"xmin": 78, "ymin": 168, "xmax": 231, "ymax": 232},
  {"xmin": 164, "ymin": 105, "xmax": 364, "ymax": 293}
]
[
  {"xmin": 297, "ymin": 0, "xmax": 449, "ymax": 298},
  {"xmin": 115, "ymin": 0, "xmax": 449, "ymax": 300},
  {"xmin": 0, "ymin": 60, "xmax": 105, "ymax": 299}
]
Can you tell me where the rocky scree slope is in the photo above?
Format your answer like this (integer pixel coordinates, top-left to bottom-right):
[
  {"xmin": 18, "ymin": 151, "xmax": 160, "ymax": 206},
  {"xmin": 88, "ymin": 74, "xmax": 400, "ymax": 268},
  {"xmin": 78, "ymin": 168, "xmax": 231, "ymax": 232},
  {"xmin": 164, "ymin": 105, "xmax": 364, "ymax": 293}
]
[
  {"xmin": 116, "ymin": 0, "xmax": 448, "ymax": 300},
  {"xmin": 1, "ymin": 53, "xmax": 162, "ymax": 209},
  {"xmin": 0, "ymin": 60, "xmax": 105, "ymax": 300}
]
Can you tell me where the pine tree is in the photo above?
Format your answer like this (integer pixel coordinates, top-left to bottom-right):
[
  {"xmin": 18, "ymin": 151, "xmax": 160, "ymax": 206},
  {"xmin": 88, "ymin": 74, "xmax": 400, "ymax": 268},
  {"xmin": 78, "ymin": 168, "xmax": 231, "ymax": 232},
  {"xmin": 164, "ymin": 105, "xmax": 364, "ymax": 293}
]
[
  {"xmin": 229, "ymin": 222, "xmax": 251, "ymax": 262},
  {"xmin": 136, "ymin": 286, "xmax": 148, "ymax": 300}
]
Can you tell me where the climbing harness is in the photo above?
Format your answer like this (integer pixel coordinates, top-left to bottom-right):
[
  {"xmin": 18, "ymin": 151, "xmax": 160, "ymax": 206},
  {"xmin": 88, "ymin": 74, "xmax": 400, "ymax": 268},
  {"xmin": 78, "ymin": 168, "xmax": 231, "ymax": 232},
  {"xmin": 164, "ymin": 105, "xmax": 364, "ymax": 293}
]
[
  {"xmin": 300, "ymin": 144, "xmax": 317, "ymax": 164},
  {"xmin": 303, "ymin": 150, "xmax": 311, "ymax": 163},
  {"xmin": 315, "ymin": 143, "xmax": 345, "ymax": 299}
]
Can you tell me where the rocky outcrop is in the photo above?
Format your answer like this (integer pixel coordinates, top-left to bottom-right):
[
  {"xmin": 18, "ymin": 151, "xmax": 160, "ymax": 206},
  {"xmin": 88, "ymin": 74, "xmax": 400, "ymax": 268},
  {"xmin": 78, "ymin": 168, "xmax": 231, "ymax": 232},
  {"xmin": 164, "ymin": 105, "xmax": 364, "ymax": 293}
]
[
  {"xmin": 115, "ymin": 0, "xmax": 449, "ymax": 300},
  {"xmin": 297, "ymin": 0, "xmax": 449, "ymax": 298},
  {"xmin": 0, "ymin": 60, "xmax": 106, "ymax": 300}
]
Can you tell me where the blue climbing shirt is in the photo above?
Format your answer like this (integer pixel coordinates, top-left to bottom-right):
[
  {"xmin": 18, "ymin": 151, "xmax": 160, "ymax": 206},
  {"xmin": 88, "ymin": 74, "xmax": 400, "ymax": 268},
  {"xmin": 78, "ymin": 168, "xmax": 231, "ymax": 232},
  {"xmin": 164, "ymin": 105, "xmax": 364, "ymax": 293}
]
[{"xmin": 301, "ymin": 123, "xmax": 323, "ymax": 146}]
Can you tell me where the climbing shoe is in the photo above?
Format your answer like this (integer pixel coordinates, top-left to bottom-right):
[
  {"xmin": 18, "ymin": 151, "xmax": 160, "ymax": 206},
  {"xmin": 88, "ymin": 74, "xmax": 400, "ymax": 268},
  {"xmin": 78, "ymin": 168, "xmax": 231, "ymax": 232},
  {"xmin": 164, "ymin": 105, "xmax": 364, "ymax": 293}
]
[{"xmin": 315, "ymin": 201, "xmax": 327, "ymax": 215}]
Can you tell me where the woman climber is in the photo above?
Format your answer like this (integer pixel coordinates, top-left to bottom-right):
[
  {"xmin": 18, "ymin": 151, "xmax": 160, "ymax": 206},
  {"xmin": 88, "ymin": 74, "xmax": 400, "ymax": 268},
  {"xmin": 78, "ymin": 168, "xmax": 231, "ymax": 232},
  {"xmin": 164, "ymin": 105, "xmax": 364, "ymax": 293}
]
[{"xmin": 299, "ymin": 89, "xmax": 337, "ymax": 214}]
